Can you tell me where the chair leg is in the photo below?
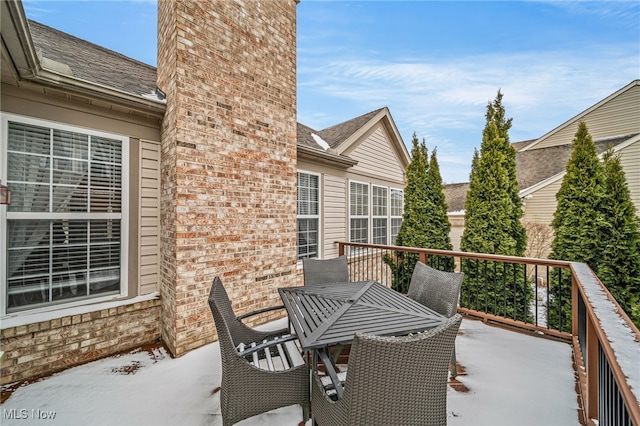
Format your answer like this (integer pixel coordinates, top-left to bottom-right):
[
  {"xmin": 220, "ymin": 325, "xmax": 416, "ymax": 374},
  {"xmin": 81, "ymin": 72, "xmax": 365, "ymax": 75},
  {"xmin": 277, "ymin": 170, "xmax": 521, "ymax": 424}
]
[
  {"xmin": 450, "ymin": 345, "xmax": 457, "ymax": 378},
  {"xmin": 302, "ymin": 402, "xmax": 310, "ymax": 422}
]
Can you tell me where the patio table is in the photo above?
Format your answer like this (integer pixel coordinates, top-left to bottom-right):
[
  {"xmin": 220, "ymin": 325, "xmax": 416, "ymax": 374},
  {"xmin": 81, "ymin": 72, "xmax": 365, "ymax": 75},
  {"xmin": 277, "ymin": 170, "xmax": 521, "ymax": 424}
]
[
  {"xmin": 279, "ymin": 280, "xmax": 446, "ymax": 350},
  {"xmin": 278, "ymin": 280, "xmax": 447, "ymax": 398}
]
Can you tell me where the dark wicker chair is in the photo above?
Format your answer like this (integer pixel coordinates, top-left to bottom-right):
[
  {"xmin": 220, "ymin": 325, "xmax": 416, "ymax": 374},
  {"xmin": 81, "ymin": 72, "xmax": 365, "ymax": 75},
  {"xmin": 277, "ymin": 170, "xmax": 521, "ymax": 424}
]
[
  {"xmin": 311, "ymin": 314, "xmax": 463, "ymax": 426},
  {"xmin": 407, "ymin": 261, "xmax": 464, "ymax": 377},
  {"xmin": 302, "ymin": 255, "xmax": 349, "ymax": 286},
  {"xmin": 208, "ymin": 277, "xmax": 310, "ymax": 426}
]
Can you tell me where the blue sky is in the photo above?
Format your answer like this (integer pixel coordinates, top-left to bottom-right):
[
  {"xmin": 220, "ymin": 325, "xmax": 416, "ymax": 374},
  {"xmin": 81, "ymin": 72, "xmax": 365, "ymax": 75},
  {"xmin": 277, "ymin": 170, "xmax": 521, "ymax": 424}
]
[{"xmin": 23, "ymin": 0, "xmax": 640, "ymax": 183}]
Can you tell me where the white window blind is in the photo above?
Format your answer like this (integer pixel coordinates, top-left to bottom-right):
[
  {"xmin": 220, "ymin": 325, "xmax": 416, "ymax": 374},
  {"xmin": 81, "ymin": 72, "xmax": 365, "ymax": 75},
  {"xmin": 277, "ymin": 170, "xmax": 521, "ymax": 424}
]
[
  {"xmin": 372, "ymin": 185, "xmax": 388, "ymax": 245},
  {"xmin": 297, "ymin": 172, "xmax": 319, "ymax": 259},
  {"xmin": 3, "ymin": 117, "xmax": 127, "ymax": 313}
]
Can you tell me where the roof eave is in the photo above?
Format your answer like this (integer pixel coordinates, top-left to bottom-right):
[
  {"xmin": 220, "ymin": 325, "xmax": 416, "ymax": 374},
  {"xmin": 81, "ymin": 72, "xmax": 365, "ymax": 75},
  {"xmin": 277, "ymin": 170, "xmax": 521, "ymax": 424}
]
[
  {"xmin": 2, "ymin": 0, "xmax": 165, "ymax": 118},
  {"xmin": 297, "ymin": 145, "xmax": 358, "ymax": 168}
]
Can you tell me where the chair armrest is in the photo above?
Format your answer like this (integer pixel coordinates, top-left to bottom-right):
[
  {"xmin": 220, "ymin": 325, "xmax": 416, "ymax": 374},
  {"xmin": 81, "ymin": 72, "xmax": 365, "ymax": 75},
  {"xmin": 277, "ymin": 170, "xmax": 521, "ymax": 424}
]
[
  {"xmin": 317, "ymin": 347, "xmax": 344, "ymax": 399},
  {"xmin": 237, "ymin": 334, "xmax": 299, "ymax": 358},
  {"xmin": 237, "ymin": 304, "xmax": 286, "ymax": 321}
]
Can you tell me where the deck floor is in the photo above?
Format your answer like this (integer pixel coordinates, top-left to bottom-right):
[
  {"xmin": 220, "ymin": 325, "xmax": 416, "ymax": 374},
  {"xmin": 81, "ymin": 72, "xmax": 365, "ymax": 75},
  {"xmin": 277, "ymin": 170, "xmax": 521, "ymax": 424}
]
[{"xmin": 0, "ymin": 318, "xmax": 580, "ymax": 425}]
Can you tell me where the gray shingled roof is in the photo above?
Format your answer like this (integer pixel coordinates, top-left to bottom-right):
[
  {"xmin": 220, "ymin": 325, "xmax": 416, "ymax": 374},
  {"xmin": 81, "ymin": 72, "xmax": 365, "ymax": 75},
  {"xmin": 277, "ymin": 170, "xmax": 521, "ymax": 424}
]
[
  {"xmin": 444, "ymin": 134, "xmax": 637, "ymax": 212},
  {"xmin": 28, "ymin": 20, "xmax": 158, "ymax": 100},
  {"xmin": 317, "ymin": 108, "xmax": 385, "ymax": 148},
  {"xmin": 443, "ymin": 182, "xmax": 469, "ymax": 212},
  {"xmin": 516, "ymin": 134, "xmax": 634, "ymax": 190},
  {"xmin": 296, "ymin": 122, "xmax": 321, "ymax": 149}
]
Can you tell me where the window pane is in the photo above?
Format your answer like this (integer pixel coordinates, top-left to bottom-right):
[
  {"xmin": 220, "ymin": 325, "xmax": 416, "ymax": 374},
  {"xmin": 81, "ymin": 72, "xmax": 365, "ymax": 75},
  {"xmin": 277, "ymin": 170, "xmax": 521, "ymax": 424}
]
[
  {"xmin": 391, "ymin": 218, "xmax": 402, "ymax": 244},
  {"xmin": 391, "ymin": 189, "xmax": 404, "ymax": 217},
  {"xmin": 350, "ymin": 218, "xmax": 368, "ymax": 243},
  {"xmin": 350, "ymin": 182, "xmax": 368, "ymax": 216},
  {"xmin": 297, "ymin": 172, "xmax": 318, "ymax": 216},
  {"xmin": 372, "ymin": 186, "xmax": 387, "ymax": 216},
  {"xmin": 6, "ymin": 219, "xmax": 121, "ymax": 312},
  {"xmin": 52, "ymin": 129, "xmax": 88, "ymax": 160},
  {"xmin": 8, "ymin": 122, "xmax": 50, "ymax": 155},
  {"xmin": 373, "ymin": 218, "xmax": 387, "ymax": 245},
  {"xmin": 297, "ymin": 218, "xmax": 318, "ymax": 259}
]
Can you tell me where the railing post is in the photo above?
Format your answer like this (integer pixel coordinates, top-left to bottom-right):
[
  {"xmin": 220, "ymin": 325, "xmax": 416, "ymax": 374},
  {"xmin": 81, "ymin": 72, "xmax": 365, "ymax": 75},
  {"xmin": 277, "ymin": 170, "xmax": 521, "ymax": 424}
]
[
  {"xmin": 586, "ymin": 315, "xmax": 599, "ymax": 424},
  {"xmin": 338, "ymin": 243, "xmax": 344, "ymax": 257}
]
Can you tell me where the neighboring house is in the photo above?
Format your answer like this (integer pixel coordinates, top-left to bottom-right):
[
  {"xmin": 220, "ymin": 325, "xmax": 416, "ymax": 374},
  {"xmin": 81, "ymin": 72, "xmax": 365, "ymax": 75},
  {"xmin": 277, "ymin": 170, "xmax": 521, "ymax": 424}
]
[
  {"xmin": 445, "ymin": 80, "xmax": 640, "ymax": 255},
  {"xmin": 296, "ymin": 109, "xmax": 409, "ymax": 260},
  {"xmin": 0, "ymin": 1, "xmax": 408, "ymax": 384}
]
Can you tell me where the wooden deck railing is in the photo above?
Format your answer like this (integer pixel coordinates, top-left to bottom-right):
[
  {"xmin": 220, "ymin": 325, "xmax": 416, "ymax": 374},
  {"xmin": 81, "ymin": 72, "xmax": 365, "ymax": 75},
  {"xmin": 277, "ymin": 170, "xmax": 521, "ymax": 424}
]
[{"xmin": 336, "ymin": 241, "xmax": 640, "ymax": 426}]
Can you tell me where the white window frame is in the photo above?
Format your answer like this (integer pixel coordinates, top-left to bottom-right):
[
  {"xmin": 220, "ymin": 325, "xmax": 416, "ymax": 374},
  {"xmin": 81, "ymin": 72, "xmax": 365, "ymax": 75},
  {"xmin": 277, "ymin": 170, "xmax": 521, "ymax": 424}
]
[
  {"xmin": 349, "ymin": 180, "xmax": 369, "ymax": 244},
  {"xmin": 390, "ymin": 188, "xmax": 404, "ymax": 244},
  {"xmin": 372, "ymin": 184, "xmax": 388, "ymax": 245},
  {"xmin": 0, "ymin": 113, "xmax": 129, "ymax": 317},
  {"xmin": 349, "ymin": 181, "xmax": 404, "ymax": 246},
  {"xmin": 296, "ymin": 170, "xmax": 321, "ymax": 260}
]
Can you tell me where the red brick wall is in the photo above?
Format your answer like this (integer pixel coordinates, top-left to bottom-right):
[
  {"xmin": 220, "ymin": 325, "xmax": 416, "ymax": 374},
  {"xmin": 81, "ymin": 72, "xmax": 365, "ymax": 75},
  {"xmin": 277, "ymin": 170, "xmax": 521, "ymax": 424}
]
[
  {"xmin": 157, "ymin": 0, "xmax": 299, "ymax": 356},
  {"xmin": 0, "ymin": 300, "xmax": 161, "ymax": 385}
]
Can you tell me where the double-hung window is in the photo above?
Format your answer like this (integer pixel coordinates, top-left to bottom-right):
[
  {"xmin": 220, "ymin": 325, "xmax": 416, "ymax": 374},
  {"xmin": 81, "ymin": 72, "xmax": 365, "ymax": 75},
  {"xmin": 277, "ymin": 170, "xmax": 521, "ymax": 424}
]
[
  {"xmin": 349, "ymin": 181, "xmax": 404, "ymax": 246},
  {"xmin": 390, "ymin": 188, "xmax": 404, "ymax": 244},
  {"xmin": 372, "ymin": 185, "xmax": 388, "ymax": 245},
  {"xmin": 1, "ymin": 114, "xmax": 128, "ymax": 314},
  {"xmin": 297, "ymin": 171, "xmax": 319, "ymax": 259},
  {"xmin": 349, "ymin": 181, "xmax": 369, "ymax": 243}
]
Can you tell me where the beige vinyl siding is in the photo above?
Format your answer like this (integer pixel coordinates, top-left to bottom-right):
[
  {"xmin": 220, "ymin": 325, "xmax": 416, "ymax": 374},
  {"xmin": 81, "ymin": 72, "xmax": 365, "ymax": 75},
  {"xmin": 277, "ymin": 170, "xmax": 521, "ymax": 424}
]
[
  {"xmin": 522, "ymin": 179, "xmax": 563, "ymax": 224},
  {"xmin": 139, "ymin": 141, "xmax": 161, "ymax": 294},
  {"xmin": 323, "ymin": 174, "xmax": 347, "ymax": 258},
  {"xmin": 349, "ymin": 125, "xmax": 405, "ymax": 184},
  {"xmin": 618, "ymin": 140, "xmax": 640, "ymax": 211},
  {"xmin": 533, "ymin": 84, "xmax": 640, "ymax": 150}
]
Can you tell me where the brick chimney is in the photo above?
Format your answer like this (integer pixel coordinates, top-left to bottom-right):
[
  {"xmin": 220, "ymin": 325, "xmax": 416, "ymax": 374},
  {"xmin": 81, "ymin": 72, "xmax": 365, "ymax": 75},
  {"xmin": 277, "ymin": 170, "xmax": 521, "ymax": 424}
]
[{"xmin": 157, "ymin": 0, "xmax": 298, "ymax": 356}]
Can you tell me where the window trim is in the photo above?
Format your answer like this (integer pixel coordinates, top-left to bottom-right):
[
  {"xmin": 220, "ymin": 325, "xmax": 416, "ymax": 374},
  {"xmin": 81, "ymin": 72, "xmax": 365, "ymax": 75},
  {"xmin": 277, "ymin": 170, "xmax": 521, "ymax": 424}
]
[
  {"xmin": 348, "ymin": 180, "xmax": 404, "ymax": 246},
  {"xmin": 390, "ymin": 187, "xmax": 404, "ymax": 244},
  {"xmin": 349, "ymin": 180, "xmax": 369, "ymax": 244},
  {"xmin": 296, "ymin": 170, "xmax": 321, "ymax": 261},
  {"xmin": 0, "ymin": 113, "xmax": 130, "ymax": 318}
]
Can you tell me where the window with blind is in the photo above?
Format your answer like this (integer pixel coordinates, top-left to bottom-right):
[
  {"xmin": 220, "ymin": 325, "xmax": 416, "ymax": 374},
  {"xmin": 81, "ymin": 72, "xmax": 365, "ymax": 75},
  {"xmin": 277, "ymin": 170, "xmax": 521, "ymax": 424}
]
[
  {"xmin": 297, "ymin": 171, "xmax": 319, "ymax": 260},
  {"xmin": 1, "ymin": 115, "xmax": 128, "ymax": 313},
  {"xmin": 349, "ymin": 181, "xmax": 404, "ymax": 246},
  {"xmin": 372, "ymin": 185, "xmax": 388, "ymax": 245},
  {"xmin": 390, "ymin": 188, "xmax": 404, "ymax": 244},
  {"xmin": 349, "ymin": 181, "xmax": 369, "ymax": 243}
]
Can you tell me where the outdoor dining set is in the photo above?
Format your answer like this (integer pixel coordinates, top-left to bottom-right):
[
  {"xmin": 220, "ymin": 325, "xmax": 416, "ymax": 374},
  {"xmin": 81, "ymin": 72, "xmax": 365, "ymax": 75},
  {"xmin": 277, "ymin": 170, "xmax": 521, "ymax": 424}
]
[{"xmin": 207, "ymin": 256, "xmax": 464, "ymax": 426}]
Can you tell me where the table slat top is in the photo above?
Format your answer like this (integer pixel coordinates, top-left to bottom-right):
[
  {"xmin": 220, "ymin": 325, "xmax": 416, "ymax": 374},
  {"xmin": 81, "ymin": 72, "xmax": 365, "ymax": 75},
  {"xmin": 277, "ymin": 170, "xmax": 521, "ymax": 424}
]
[{"xmin": 279, "ymin": 280, "xmax": 445, "ymax": 350}]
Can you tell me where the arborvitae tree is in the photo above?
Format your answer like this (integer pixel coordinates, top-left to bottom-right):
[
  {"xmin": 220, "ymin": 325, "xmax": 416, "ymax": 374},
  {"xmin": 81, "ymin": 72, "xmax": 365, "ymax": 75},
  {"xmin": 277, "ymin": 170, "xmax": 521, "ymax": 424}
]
[
  {"xmin": 487, "ymin": 91, "xmax": 527, "ymax": 255},
  {"xmin": 460, "ymin": 91, "xmax": 530, "ymax": 322},
  {"xmin": 549, "ymin": 121, "xmax": 606, "ymax": 331},
  {"xmin": 385, "ymin": 135, "xmax": 455, "ymax": 292},
  {"xmin": 424, "ymin": 148, "xmax": 454, "ymax": 271},
  {"xmin": 598, "ymin": 150, "xmax": 640, "ymax": 328},
  {"xmin": 386, "ymin": 134, "xmax": 429, "ymax": 293}
]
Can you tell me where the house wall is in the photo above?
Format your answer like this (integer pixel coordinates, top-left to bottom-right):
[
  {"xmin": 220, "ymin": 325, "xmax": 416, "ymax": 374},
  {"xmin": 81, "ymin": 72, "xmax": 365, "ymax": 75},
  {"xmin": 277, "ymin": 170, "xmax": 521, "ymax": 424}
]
[
  {"xmin": 619, "ymin": 140, "xmax": 640, "ymax": 210},
  {"xmin": 298, "ymin": 122, "xmax": 407, "ymax": 260},
  {"xmin": 0, "ymin": 83, "xmax": 163, "ymax": 385},
  {"xmin": 157, "ymin": 0, "xmax": 299, "ymax": 356},
  {"xmin": 346, "ymin": 124, "xmax": 406, "ymax": 183},
  {"xmin": 531, "ymin": 82, "xmax": 640, "ymax": 150}
]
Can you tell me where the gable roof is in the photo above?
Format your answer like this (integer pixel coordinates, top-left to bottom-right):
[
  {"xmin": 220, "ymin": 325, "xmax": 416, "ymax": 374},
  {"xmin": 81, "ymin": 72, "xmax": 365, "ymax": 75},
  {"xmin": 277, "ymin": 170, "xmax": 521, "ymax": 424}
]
[
  {"xmin": 520, "ymin": 80, "xmax": 640, "ymax": 152},
  {"xmin": 316, "ymin": 108, "xmax": 385, "ymax": 149},
  {"xmin": 297, "ymin": 107, "xmax": 410, "ymax": 169},
  {"xmin": 444, "ymin": 133, "xmax": 638, "ymax": 212},
  {"xmin": 516, "ymin": 134, "xmax": 635, "ymax": 190}
]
